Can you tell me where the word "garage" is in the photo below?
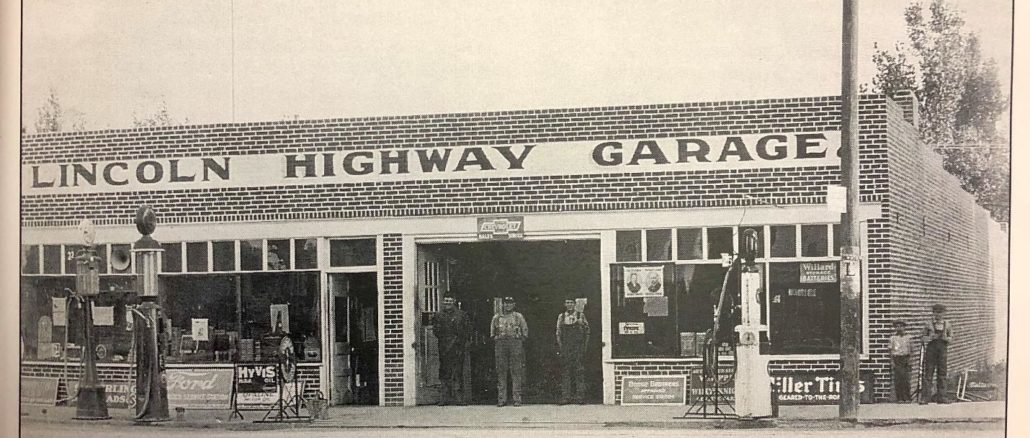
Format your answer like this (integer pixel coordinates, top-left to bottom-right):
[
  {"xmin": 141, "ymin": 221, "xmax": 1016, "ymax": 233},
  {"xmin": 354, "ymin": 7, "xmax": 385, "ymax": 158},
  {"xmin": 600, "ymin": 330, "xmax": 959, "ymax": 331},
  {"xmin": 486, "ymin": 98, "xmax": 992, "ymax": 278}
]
[{"xmin": 592, "ymin": 133, "xmax": 837, "ymax": 166}]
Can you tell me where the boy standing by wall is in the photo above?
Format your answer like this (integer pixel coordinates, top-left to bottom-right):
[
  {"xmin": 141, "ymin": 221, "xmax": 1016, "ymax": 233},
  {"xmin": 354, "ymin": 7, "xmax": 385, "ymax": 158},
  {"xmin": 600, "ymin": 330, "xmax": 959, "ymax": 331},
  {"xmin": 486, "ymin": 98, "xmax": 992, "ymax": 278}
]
[{"xmin": 889, "ymin": 320, "xmax": 913, "ymax": 402}]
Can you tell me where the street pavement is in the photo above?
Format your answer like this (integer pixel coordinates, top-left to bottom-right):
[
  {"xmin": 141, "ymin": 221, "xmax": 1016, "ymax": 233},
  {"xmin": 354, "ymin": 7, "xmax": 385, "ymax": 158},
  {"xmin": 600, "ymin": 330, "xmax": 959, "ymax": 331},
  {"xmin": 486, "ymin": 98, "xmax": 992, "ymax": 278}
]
[
  {"xmin": 19, "ymin": 400, "xmax": 1007, "ymax": 434},
  {"xmin": 20, "ymin": 421, "xmax": 1006, "ymax": 438}
]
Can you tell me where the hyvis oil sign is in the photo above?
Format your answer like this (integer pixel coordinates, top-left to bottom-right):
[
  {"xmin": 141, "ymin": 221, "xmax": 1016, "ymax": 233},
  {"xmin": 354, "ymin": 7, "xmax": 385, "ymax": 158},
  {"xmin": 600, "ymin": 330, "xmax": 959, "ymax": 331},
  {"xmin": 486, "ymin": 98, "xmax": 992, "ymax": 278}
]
[
  {"xmin": 771, "ymin": 371, "xmax": 876, "ymax": 405},
  {"xmin": 23, "ymin": 132, "xmax": 840, "ymax": 195}
]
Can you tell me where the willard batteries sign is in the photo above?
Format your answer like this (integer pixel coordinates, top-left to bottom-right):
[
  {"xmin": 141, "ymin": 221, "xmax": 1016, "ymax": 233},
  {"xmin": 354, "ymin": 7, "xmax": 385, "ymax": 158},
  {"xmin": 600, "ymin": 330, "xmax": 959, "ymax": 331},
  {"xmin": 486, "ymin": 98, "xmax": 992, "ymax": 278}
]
[{"xmin": 23, "ymin": 132, "xmax": 840, "ymax": 195}]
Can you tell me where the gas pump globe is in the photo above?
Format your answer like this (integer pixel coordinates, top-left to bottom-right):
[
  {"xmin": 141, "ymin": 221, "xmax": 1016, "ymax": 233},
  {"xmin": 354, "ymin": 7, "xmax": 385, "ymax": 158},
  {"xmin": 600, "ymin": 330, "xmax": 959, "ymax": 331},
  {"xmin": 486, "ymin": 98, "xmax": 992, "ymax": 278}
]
[{"xmin": 733, "ymin": 228, "xmax": 772, "ymax": 418}]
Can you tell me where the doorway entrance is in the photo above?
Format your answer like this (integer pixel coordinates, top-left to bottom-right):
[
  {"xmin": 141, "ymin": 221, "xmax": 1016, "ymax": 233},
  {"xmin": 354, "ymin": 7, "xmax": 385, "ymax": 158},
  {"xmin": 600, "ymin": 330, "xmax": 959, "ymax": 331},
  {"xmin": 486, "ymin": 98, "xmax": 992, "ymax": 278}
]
[
  {"xmin": 414, "ymin": 239, "xmax": 602, "ymax": 405},
  {"xmin": 329, "ymin": 272, "xmax": 379, "ymax": 405}
]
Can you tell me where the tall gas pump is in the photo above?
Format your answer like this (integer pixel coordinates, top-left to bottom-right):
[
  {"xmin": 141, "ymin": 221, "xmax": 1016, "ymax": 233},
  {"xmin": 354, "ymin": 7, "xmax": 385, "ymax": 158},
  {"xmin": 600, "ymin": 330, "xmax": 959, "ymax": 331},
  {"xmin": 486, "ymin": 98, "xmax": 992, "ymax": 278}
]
[
  {"xmin": 733, "ymin": 228, "xmax": 772, "ymax": 418},
  {"xmin": 130, "ymin": 206, "xmax": 170, "ymax": 422},
  {"xmin": 72, "ymin": 219, "xmax": 111, "ymax": 420}
]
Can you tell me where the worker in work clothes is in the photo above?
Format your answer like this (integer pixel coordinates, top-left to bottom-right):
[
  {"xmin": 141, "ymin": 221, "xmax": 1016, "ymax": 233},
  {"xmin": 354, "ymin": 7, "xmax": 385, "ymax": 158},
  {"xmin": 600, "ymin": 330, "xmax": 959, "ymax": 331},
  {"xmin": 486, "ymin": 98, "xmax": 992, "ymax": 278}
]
[
  {"xmin": 556, "ymin": 297, "xmax": 590, "ymax": 404},
  {"xmin": 491, "ymin": 296, "xmax": 529, "ymax": 406},
  {"xmin": 920, "ymin": 303, "xmax": 954, "ymax": 404},
  {"xmin": 434, "ymin": 294, "xmax": 470, "ymax": 405}
]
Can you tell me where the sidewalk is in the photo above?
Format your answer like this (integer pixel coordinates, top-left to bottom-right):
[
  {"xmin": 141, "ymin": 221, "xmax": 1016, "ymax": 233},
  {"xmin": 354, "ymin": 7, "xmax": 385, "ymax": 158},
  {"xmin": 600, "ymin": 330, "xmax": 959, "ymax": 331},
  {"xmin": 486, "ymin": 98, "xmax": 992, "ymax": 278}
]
[{"xmin": 20, "ymin": 401, "xmax": 1007, "ymax": 430}]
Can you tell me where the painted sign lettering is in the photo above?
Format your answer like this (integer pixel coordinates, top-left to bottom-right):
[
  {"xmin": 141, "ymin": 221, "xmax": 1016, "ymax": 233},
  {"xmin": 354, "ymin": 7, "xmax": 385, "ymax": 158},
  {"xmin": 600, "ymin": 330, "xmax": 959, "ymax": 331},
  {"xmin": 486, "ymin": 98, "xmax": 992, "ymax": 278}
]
[{"xmin": 23, "ymin": 132, "xmax": 840, "ymax": 195}]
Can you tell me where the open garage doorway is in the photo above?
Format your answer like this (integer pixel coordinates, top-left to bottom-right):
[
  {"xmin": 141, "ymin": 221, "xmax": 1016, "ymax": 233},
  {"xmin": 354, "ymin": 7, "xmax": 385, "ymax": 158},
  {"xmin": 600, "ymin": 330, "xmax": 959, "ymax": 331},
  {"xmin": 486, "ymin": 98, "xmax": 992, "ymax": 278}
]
[{"xmin": 415, "ymin": 239, "xmax": 602, "ymax": 405}]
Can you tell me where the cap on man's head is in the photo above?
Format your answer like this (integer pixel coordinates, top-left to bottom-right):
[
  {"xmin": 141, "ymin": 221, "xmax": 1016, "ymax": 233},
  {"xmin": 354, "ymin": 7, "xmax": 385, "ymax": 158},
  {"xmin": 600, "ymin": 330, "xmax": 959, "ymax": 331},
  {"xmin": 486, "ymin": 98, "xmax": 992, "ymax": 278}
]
[
  {"xmin": 503, "ymin": 296, "xmax": 515, "ymax": 303},
  {"xmin": 893, "ymin": 320, "xmax": 906, "ymax": 327},
  {"xmin": 932, "ymin": 304, "xmax": 947, "ymax": 312},
  {"xmin": 442, "ymin": 295, "xmax": 456, "ymax": 303}
]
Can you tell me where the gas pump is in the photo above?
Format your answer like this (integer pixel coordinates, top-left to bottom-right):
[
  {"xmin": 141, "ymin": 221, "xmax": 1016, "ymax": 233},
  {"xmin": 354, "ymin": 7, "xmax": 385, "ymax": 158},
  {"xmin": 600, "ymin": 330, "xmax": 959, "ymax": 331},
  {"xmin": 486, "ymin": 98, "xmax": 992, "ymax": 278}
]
[
  {"xmin": 733, "ymin": 228, "xmax": 772, "ymax": 418},
  {"xmin": 130, "ymin": 206, "xmax": 170, "ymax": 423},
  {"xmin": 72, "ymin": 219, "xmax": 111, "ymax": 420}
]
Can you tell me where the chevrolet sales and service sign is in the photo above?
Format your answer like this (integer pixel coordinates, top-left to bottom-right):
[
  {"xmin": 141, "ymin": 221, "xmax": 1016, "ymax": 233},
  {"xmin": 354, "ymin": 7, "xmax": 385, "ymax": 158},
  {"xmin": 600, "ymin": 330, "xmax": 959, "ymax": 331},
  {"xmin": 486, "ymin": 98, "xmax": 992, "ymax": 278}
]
[{"xmin": 24, "ymin": 133, "xmax": 841, "ymax": 195}]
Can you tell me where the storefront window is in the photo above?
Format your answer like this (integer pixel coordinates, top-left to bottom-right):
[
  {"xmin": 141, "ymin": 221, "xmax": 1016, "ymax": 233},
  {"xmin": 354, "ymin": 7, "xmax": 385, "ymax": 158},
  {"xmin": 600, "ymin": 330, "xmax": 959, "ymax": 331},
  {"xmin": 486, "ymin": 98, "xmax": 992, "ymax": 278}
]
[
  {"xmin": 42, "ymin": 245, "xmax": 62, "ymax": 274},
  {"xmin": 212, "ymin": 241, "xmax": 236, "ymax": 272},
  {"xmin": 22, "ymin": 245, "xmax": 40, "ymax": 274},
  {"xmin": 294, "ymin": 238, "xmax": 318, "ymax": 269},
  {"xmin": 707, "ymin": 228, "xmax": 733, "ymax": 260},
  {"xmin": 239, "ymin": 272, "xmax": 321, "ymax": 362},
  {"xmin": 162, "ymin": 275, "xmax": 237, "ymax": 363},
  {"xmin": 64, "ymin": 245, "xmax": 82, "ymax": 275},
  {"xmin": 615, "ymin": 231, "xmax": 642, "ymax": 262},
  {"xmin": 186, "ymin": 242, "xmax": 208, "ymax": 272},
  {"xmin": 329, "ymin": 238, "xmax": 376, "ymax": 267},
  {"xmin": 20, "ymin": 276, "xmax": 136, "ymax": 363},
  {"xmin": 610, "ymin": 263, "xmax": 677, "ymax": 357},
  {"xmin": 767, "ymin": 262, "xmax": 840, "ymax": 354},
  {"xmin": 801, "ymin": 225, "xmax": 829, "ymax": 257},
  {"xmin": 268, "ymin": 239, "xmax": 290, "ymax": 270},
  {"xmin": 770, "ymin": 225, "xmax": 796, "ymax": 258},
  {"xmin": 611, "ymin": 223, "xmax": 846, "ymax": 358},
  {"xmin": 161, "ymin": 243, "xmax": 182, "ymax": 273},
  {"xmin": 676, "ymin": 228, "xmax": 703, "ymax": 260},
  {"xmin": 240, "ymin": 240, "xmax": 263, "ymax": 271},
  {"xmin": 646, "ymin": 229, "xmax": 672, "ymax": 261}
]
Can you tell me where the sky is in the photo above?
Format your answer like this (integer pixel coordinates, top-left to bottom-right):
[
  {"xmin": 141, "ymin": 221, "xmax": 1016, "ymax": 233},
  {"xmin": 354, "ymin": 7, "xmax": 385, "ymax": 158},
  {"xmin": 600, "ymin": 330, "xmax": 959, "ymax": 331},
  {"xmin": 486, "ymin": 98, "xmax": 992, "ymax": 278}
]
[{"xmin": 20, "ymin": 0, "xmax": 1014, "ymax": 131}]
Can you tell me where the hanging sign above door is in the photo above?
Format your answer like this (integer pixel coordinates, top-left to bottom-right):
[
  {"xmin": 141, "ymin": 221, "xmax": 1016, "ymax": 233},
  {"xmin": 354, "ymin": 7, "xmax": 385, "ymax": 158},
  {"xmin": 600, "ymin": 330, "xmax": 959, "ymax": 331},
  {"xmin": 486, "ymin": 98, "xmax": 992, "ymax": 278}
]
[{"xmin": 477, "ymin": 216, "xmax": 525, "ymax": 240}]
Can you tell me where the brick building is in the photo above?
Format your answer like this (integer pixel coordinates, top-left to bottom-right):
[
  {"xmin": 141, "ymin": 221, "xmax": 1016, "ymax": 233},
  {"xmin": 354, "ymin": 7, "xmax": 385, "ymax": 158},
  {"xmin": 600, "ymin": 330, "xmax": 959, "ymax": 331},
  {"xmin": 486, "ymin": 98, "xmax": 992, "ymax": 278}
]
[{"xmin": 20, "ymin": 93, "xmax": 1006, "ymax": 407}]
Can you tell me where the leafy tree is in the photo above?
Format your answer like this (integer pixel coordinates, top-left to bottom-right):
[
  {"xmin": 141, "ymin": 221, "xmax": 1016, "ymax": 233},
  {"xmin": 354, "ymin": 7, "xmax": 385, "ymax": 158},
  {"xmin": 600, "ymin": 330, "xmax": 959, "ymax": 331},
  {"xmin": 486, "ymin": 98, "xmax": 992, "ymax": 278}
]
[
  {"xmin": 33, "ymin": 89, "xmax": 87, "ymax": 133},
  {"xmin": 132, "ymin": 99, "xmax": 177, "ymax": 128},
  {"xmin": 871, "ymin": 0, "xmax": 1009, "ymax": 222}
]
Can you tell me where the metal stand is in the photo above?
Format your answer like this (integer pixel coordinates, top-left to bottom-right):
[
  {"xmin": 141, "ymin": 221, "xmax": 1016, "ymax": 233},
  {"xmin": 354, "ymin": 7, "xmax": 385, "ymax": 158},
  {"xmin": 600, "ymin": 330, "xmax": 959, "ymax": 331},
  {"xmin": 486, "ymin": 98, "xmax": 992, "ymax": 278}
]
[
  {"xmin": 678, "ymin": 337, "xmax": 735, "ymax": 419},
  {"xmin": 256, "ymin": 355, "xmax": 308, "ymax": 423},
  {"xmin": 228, "ymin": 362, "xmax": 245, "ymax": 421}
]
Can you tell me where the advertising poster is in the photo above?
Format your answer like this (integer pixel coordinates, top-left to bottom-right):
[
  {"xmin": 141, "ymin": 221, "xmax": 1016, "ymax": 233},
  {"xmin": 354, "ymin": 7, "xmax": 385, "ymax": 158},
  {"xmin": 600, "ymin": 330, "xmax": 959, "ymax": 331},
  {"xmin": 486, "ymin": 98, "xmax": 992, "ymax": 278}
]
[
  {"xmin": 643, "ymin": 296, "xmax": 669, "ymax": 316},
  {"xmin": 102, "ymin": 381, "xmax": 136, "ymax": 409},
  {"xmin": 192, "ymin": 318, "xmax": 209, "ymax": 341},
  {"xmin": 235, "ymin": 364, "xmax": 303, "ymax": 406},
  {"xmin": 688, "ymin": 369, "xmax": 735, "ymax": 404},
  {"xmin": 20, "ymin": 377, "xmax": 59, "ymax": 406},
  {"xmin": 52, "ymin": 297, "xmax": 66, "ymax": 326},
  {"xmin": 621, "ymin": 375, "xmax": 687, "ymax": 405},
  {"xmin": 770, "ymin": 371, "xmax": 875, "ymax": 404},
  {"xmin": 92, "ymin": 306, "xmax": 115, "ymax": 326},
  {"xmin": 623, "ymin": 266, "xmax": 664, "ymax": 298},
  {"xmin": 619, "ymin": 322, "xmax": 645, "ymax": 335},
  {"xmin": 166, "ymin": 368, "xmax": 233, "ymax": 409}
]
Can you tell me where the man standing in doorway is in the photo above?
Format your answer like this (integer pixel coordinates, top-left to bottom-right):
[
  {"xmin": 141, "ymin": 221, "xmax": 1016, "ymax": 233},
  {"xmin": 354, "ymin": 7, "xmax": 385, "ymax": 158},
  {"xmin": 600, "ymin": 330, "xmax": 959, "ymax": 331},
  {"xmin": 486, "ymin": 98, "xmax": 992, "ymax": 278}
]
[
  {"xmin": 434, "ymin": 294, "xmax": 470, "ymax": 406},
  {"xmin": 920, "ymin": 303, "xmax": 953, "ymax": 404},
  {"xmin": 491, "ymin": 296, "xmax": 528, "ymax": 407},
  {"xmin": 556, "ymin": 297, "xmax": 589, "ymax": 404}
]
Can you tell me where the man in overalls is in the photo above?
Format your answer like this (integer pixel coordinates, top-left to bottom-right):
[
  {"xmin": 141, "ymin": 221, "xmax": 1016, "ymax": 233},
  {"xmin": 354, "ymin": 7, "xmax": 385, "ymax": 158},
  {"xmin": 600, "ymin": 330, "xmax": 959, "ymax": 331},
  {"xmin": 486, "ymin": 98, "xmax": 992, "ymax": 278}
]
[
  {"xmin": 434, "ymin": 294, "xmax": 470, "ymax": 405},
  {"xmin": 920, "ymin": 303, "xmax": 953, "ymax": 404},
  {"xmin": 556, "ymin": 297, "xmax": 590, "ymax": 404},
  {"xmin": 491, "ymin": 296, "xmax": 528, "ymax": 406}
]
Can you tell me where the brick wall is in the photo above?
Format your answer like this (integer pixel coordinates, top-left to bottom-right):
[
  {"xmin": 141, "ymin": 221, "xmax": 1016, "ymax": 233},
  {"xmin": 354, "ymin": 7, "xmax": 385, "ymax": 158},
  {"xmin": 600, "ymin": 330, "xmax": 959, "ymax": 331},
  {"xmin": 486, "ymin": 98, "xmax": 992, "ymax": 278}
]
[
  {"xmin": 882, "ymin": 97, "xmax": 997, "ymax": 390},
  {"xmin": 381, "ymin": 234, "xmax": 405, "ymax": 406},
  {"xmin": 21, "ymin": 96, "xmax": 891, "ymax": 228}
]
